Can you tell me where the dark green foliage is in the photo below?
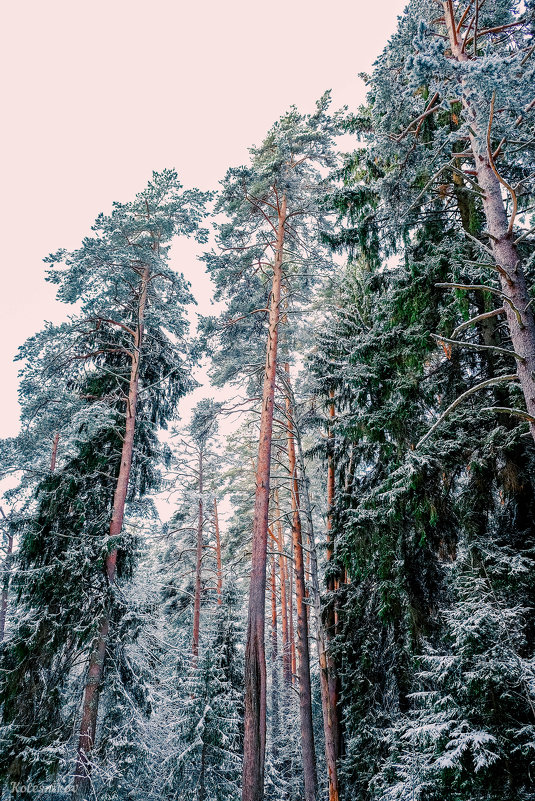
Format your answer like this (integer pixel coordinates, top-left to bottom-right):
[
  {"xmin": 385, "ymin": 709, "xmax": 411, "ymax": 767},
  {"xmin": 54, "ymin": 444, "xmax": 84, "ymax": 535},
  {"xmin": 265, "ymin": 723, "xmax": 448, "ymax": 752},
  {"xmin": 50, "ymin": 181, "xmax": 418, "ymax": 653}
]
[{"xmin": 0, "ymin": 170, "xmax": 207, "ymax": 794}]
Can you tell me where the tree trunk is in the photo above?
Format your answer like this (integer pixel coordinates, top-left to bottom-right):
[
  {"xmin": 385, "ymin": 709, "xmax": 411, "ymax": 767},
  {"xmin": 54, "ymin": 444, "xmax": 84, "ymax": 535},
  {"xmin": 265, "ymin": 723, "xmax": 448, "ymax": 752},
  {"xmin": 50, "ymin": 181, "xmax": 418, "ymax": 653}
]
[
  {"xmin": 443, "ymin": 0, "xmax": 535, "ymax": 443},
  {"xmin": 289, "ymin": 535, "xmax": 296, "ymax": 685},
  {"xmin": 270, "ymin": 553, "xmax": 280, "ymax": 762},
  {"xmin": 50, "ymin": 431, "xmax": 60, "ymax": 472},
  {"xmin": 0, "ymin": 508, "xmax": 13, "ymax": 643},
  {"xmin": 214, "ymin": 497, "xmax": 223, "ymax": 605},
  {"xmin": 326, "ymin": 396, "xmax": 342, "ymax": 778},
  {"xmin": 193, "ymin": 449, "xmax": 204, "ymax": 662},
  {"xmin": 242, "ymin": 195, "xmax": 286, "ymax": 801},
  {"xmin": 73, "ymin": 265, "xmax": 150, "ymax": 799},
  {"xmin": 298, "ymin": 394, "xmax": 341, "ymax": 801},
  {"xmin": 285, "ymin": 363, "xmax": 317, "ymax": 801},
  {"xmin": 274, "ymin": 488, "xmax": 291, "ymax": 687}
]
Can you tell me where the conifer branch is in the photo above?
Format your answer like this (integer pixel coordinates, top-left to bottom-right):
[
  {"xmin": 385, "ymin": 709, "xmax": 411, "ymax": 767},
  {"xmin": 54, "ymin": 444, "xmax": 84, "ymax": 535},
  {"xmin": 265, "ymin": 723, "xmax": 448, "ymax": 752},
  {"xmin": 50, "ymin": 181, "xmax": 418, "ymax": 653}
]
[
  {"xmin": 431, "ymin": 333, "xmax": 524, "ymax": 362},
  {"xmin": 463, "ymin": 229, "xmax": 494, "ymax": 255},
  {"xmin": 451, "ymin": 306, "xmax": 505, "ymax": 338},
  {"xmin": 481, "ymin": 406, "xmax": 535, "ymax": 423},
  {"xmin": 390, "ymin": 93, "xmax": 441, "ymax": 142},
  {"xmin": 89, "ymin": 316, "xmax": 136, "ymax": 337},
  {"xmin": 218, "ymin": 308, "xmax": 270, "ymax": 330},
  {"xmin": 456, "ymin": 2, "xmax": 474, "ymax": 34},
  {"xmin": 437, "ymin": 282, "xmax": 524, "ymax": 324},
  {"xmin": 416, "ymin": 374, "xmax": 519, "ymax": 448}
]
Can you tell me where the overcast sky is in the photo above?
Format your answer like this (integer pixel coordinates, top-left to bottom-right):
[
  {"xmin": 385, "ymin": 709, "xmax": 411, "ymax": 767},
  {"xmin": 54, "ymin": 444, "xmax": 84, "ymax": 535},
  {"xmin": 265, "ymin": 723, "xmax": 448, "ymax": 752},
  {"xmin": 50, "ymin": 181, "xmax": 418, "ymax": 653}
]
[{"xmin": 1, "ymin": 0, "xmax": 407, "ymax": 438}]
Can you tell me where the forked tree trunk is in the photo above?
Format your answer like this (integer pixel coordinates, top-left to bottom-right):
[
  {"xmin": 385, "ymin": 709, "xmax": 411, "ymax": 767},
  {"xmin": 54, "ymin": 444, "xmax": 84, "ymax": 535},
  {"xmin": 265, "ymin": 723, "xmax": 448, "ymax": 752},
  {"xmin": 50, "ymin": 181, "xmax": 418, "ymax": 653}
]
[
  {"xmin": 193, "ymin": 450, "xmax": 204, "ymax": 662},
  {"xmin": 443, "ymin": 1, "xmax": 535, "ymax": 442},
  {"xmin": 242, "ymin": 194, "xmax": 286, "ymax": 801},
  {"xmin": 284, "ymin": 363, "xmax": 317, "ymax": 801},
  {"xmin": 270, "ymin": 553, "xmax": 280, "ymax": 761},
  {"xmin": 274, "ymin": 489, "xmax": 291, "ymax": 687},
  {"xmin": 214, "ymin": 497, "xmax": 223, "ymax": 605},
  {"xmin": 73, "ymin": 265, "xmax": 150, "ymax": 799}
]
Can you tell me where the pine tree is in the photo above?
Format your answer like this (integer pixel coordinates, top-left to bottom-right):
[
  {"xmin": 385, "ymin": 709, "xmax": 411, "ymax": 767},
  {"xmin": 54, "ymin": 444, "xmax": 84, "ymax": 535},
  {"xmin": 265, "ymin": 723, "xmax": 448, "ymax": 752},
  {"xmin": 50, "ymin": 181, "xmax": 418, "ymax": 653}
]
[
  {"xmin": 202, "ymin": 96, "xmax": 340, "ymax": 801},
  {"xmin": 0, "ymin": 170, "xmax": 209, "ymax": 798}
]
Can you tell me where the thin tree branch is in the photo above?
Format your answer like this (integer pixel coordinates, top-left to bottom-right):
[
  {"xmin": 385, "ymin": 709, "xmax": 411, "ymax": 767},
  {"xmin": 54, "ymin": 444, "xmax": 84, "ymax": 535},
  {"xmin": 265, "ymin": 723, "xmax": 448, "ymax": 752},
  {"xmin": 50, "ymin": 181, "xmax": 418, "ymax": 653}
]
[
  {"xmin": 451, "ymin": 306, "xmax": 505, "ymax": 338},
  {"xmin": 431, "ymin": 333, "xmax": 524, "ymax": 362},
  {"xmin": 416, "ymin": 374, "xmax": 519, "ymax": 448}
]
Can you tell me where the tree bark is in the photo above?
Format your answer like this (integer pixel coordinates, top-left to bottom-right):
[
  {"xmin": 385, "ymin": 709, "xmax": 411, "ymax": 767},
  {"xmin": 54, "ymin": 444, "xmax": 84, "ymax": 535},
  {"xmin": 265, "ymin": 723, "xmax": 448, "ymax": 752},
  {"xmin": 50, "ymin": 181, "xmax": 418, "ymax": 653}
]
[
  {"xmin": 298, "ymin": 392, "xmax": 342, "ymax": 801},
  {"xmin": 214, "ymin": 497, "xmax": 223, "ymax": 605},
  {"xmin": 289, "ymin": 535, "xmax": 296, "ymax": 685},
  {"xmin": 325, "ymin": 396, "xmax": 342, "ymax": 784},
  {"xmin": 443, "ymin": 0, "xmax": 535, "ymax": 443},
  {"xmin": 242, "ymin": 195, "xmax": 286, "ymax": 801},
  {"xmin": 270, "ymin": 553, "xmax": 280, "ymax": 762},
  {"xmin": 193, "ymin": 449, "xmax": 204, "ymax": 662},
  {"xmin": 0, "ymin": 507, "xmax": 13, "ymax": 643},
  {"xmin": 73, "ymin": 264, "xmax": 150, "ymax": 799},
  {"xmin": 50, "ymin": 431, "xmax": 60, "ymax": 473},
  {"xmin": 274, "ymin": 488, "xmax": 291, "ymax": 687},
  {"xmin": 285, "ymin": 363, "xmax": 317, "ymax": 801}
]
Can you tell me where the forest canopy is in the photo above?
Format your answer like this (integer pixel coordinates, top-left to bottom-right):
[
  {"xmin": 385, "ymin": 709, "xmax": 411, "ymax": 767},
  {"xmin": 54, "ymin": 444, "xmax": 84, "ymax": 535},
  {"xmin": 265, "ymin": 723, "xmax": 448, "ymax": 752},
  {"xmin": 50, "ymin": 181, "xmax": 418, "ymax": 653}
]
[{"xmin": 1, "ymin": 3, "xmax": 534, "ymax": 801}]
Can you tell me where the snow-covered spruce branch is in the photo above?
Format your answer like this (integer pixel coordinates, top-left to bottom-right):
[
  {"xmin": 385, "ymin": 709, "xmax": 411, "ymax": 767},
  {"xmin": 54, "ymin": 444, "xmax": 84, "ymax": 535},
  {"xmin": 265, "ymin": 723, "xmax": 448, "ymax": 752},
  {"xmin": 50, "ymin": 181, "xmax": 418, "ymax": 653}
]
[
  {"xmin": 431, "ymin": 333, "xmax": 525, "ymax": 362},
  {"xmin": 436, "ymin": 283, "xmax": 524, "ymax": 325},
  {"xmin": 416, "ymin": 374, "xmax": 520, "ymax": 449},
  {"xmin": 450, "ymin": 306, "xmax": 505, "ymax": 339},
  {"xmin": 481, "ymin": 406, "xmax": 535, "ymax": 423}
]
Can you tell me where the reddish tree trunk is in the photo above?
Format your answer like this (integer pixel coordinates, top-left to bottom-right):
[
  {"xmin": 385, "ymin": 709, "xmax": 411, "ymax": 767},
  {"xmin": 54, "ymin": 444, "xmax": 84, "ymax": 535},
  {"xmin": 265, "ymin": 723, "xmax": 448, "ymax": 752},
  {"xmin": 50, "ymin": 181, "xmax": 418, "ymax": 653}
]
[
  {"xmin": 321, "ymin": 395, "xmax": 341, "ymax": 801},
  {"xmin": 74, "ymin": 265, "xmax": 150, "ymax": 798},
  {"xmin": 270, "ymin": 553, "xmax": 280, "ymax": 761},
  {"xmin": 289, "ymin": 535, "xmax": 296, "ymax": 685},
  {"xmin": 288, "ymin": 376, "xmax": 342, "ymax": 801},
  {"xmin": 50, "ymin": 431, "xmax": 60, "ymax": 472},
  {"xmin": 285, "ymin": 364, "xmax": 317, "ymax": 801},
  {"xmin": 193, "ymin": 450, "xmax": 204, "ymax": 661},
  {"xmin": 242, "ymin": 195, "xmax": 286, "ymax": 801},
  {"xmin": 214, "ymin": 497, "xmax": 223, "ymax": 605},
  {"xmin": 274, "ymin": 489, "xmax": 291, "ymax": 687},
  {"xmin": 443, "ymin": 1, "xmax": 535, "ymax": 442}
]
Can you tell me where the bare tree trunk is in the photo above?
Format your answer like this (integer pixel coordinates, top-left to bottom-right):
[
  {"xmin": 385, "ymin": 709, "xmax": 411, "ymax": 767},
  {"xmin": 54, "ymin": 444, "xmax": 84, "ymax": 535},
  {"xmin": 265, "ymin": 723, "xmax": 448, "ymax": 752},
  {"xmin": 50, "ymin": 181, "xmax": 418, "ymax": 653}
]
[
  {"xmin": 443, "ymin": 1, "xmax": 535, "ymax": 442},
  {"xmin": 289, "ymin": 535, "xmax": 296, "ymax": 685},
  {"xmin": 50, "ymin": 431, "xmax": 60, "ymax": 472},
  {"xmin": 193, "ymin": 450, "xmax": 204, "ymax": 662},
  {"xmin": 214, "ymin": 497, "xmax": 223, "ymax": 605},
  {"xmin": 285, "ymin": 363, "xmax": 317, "ymax": 801},
  {"xmin": 270, "ymin": 553, "xmax": 280, "ymax": 762},
  {"xmin": 326, "ymin": 396, "xmax": 342, "ymax": 780},
  {"xmin": 294, "ymin": 395, "xmax": 341, "ymax": 801},
  {"xmin": 0, "ymin": 508, "xmax": 13, "ymax": 643},
  {"xmin": 74, "ymin": 265, "xmax": 150, "ymax": 799},
  {"xmin": 275, "ymin": 489, "xmax": 291, "ymax": 687},
  {"xmin": 242, "ymin": 195, "xmax": 286, "ymax": 801}
]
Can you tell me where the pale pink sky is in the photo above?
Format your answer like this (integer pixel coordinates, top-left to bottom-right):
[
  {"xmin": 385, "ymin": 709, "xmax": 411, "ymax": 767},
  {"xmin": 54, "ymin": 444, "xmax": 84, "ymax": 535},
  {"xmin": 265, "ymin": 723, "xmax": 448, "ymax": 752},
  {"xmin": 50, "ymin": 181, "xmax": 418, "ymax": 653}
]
[{"xmin": 1, "ymin": 0, "xmax": 406, "ymax": 437}]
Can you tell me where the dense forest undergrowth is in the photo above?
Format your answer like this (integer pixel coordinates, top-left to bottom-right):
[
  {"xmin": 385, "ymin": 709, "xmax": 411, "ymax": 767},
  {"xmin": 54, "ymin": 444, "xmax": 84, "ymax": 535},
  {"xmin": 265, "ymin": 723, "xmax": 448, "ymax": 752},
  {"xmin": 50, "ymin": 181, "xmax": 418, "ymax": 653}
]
[{"xmin": 1, "ymin": 2, "xmax": 535, "ymax": 799}]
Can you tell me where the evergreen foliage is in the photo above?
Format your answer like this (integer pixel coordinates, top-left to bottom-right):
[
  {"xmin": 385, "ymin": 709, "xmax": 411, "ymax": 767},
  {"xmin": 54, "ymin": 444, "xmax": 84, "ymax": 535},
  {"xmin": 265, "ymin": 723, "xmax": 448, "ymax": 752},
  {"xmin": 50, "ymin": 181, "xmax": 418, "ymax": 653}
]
[{"xmin": 1, "ymin": 10, "xmax": 535, "ymax": 801}]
